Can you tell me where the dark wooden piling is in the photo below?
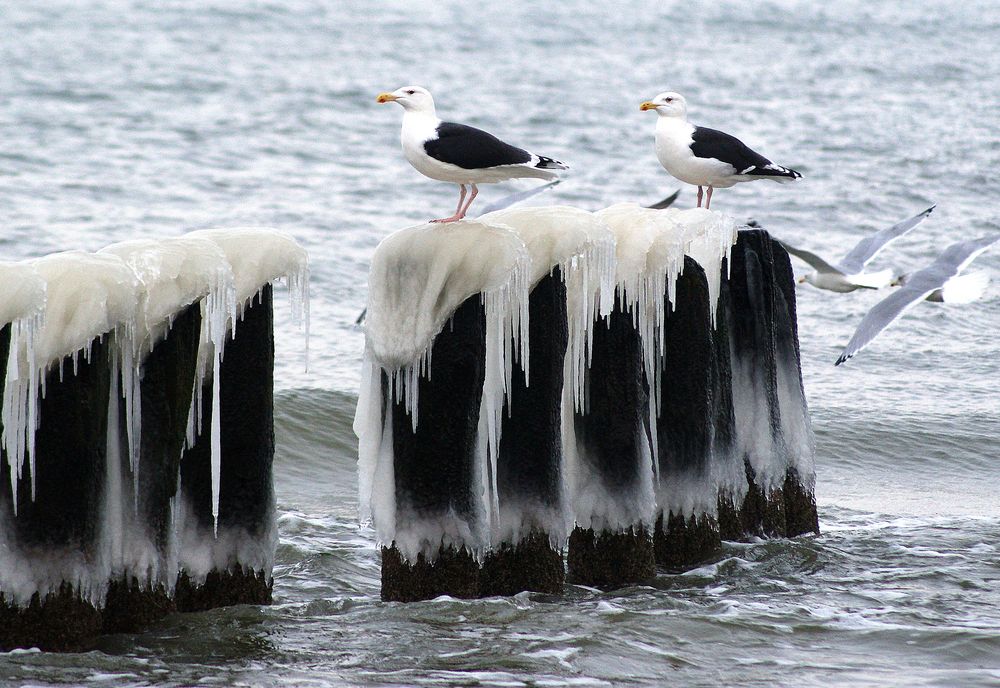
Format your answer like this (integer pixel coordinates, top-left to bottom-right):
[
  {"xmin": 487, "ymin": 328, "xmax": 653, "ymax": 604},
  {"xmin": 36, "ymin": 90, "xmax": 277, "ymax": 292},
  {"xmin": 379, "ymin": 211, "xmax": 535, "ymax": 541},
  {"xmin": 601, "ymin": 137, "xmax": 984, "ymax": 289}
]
[
  {"xmin": 481, "ymin": 270, "xmax": 568, "ymax": 596},
  {"xmin": 567, "ymin": 293, "xmax": 655, "ymax": 588},
  {"xmin": 0, "ymin": 333, "xmax": 112, "ymax": 651},
  {"xmin": 652, "ymin": 257, "xmax": 723, "ymax": 569},
  {"xmin": 178, "ymin": 286, "xmax": 275, "ymax": 610},
  {"xmin": 382, "ymin": 294, "xmax": 487, "ymax": 602}
]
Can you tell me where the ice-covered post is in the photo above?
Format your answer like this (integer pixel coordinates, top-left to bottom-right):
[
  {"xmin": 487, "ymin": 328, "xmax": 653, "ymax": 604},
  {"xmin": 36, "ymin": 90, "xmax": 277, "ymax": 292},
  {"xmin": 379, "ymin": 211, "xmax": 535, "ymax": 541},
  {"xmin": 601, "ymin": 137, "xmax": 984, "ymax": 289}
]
[
  {"xmin": 725, "ymin": 229, "xmax": 818, "ymax": 538},
  {"xmin": 560, "ymin": 205, "xmax": 661, "ymax": 589},
  {"xmin": 1, "ymin": 254, "xmax": 138, "ymax": 651},
  {"xmin": 94, "ymin": 236, "xmax": 233, "ymax": 629},
  {"xmin": 357, "ymin": 220, "xmax": 530, "ymax": 602},
  {"xmin": 475, "ymin": 207, "xmax": 614, "ymax": 596},
  {"xmin": 173, "ymin": 230, "xmax": 309, "ymax": 611},
  {"xmin": 0, "ymin": 231, "xmax": 308, "ymax": 651},
  {"xmin": 589, "ymin": 206, "xmax": 741, "ymax": 573},
  {"xmin": 651, "ymin": 257, "xmax": 724, "ymax": 568}
]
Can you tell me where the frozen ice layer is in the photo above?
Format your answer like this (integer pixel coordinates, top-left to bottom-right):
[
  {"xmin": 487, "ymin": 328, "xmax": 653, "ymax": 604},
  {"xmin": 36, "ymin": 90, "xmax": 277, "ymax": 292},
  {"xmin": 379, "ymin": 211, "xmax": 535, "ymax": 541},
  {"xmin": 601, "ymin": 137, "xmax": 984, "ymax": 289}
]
[
  {"xmin": 27, "ymin": 252, "xmax": 140, "ymax": 376},
  {"xmin": 1, "ymin": 262, "xmax": 46, "ymax": 508},
  {"xmin": 185, "ymin": 228, "xmax": 310, "ymax": 334},
  {"xmin": 480, "ymin": 206, "xmax": 615, "ymax": 292},
  {"xmin": 98, "ymin": 237, "xmax": 235, "ymax": 359},
  {"xmin": 596, "ymin": 204, "xmax": 737, "ymax": 419},
  {"xmin": 0, "ymin": 262, "xmax": 46, "ymax": 332},
  {"xmin": 3, "ymin": 252, "xmax": 139, "ymax": 513},
  {"xmin": 482, "ymin": 206, "xmax": 616, "ymax": 415},
  {"xmin": 363, "ymin": 220, "xmax": 529, "ymax": 371}
]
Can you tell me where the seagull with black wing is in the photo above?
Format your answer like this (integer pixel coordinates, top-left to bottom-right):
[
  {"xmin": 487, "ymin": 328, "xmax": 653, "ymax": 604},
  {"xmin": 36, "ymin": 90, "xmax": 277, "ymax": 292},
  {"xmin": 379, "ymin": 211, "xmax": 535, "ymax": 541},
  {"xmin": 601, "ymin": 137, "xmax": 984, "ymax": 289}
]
[
  {"xmin": 640, "ymin": 91, "xmax": 801, "ymax": 209},
  {"xmin": 377, "ymin": 86, "xmax": 567, "ymax": 223}
]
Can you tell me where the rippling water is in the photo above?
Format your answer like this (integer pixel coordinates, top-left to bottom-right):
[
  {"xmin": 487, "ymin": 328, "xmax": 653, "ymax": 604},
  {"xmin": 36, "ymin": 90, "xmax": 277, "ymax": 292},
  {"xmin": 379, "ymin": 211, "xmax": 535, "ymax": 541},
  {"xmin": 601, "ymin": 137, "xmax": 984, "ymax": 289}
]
[{"xmin": 2, "ymin": 1, "xmax": 1000, "ymax": 686}]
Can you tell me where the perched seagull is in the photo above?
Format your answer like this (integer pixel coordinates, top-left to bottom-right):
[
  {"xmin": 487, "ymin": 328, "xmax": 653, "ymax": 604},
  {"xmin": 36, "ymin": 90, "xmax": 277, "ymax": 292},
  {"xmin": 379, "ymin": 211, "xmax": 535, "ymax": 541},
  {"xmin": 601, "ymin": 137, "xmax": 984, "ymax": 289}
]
[
  {"xmin": 778, "ymin": 205, "xmax": 936, "ymax": 292},
  {"xmin": 835, "ymin": 234, "xmax": 1000, "ymax": 365},
  {"xmin": 376, "ymin": 86, "xmax": 567, "ymax": 223},
  {"xmin": 639, "ymin": 92, "xmax": 801, "ymax": 209}
]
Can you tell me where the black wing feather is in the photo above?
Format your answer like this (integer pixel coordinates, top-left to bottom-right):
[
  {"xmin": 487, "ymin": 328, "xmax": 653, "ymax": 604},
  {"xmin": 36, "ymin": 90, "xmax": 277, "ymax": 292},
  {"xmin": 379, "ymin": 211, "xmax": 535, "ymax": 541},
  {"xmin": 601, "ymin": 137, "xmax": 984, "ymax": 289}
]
[
  {"xmin": 424, "ymin": 121, "xmax": 532, "ymax": 170},
  {"xmin": 690, "ymin": 126, "xmax": 773, "ymax": 172}
]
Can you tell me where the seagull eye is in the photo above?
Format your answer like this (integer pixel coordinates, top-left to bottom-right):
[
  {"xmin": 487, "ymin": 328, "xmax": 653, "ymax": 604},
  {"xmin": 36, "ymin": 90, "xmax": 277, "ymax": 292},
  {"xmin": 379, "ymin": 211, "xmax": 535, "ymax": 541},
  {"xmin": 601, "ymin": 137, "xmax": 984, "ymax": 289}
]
[{"xmin": 405, "ymin": 89, "xmax": 416, "ymax": 95}]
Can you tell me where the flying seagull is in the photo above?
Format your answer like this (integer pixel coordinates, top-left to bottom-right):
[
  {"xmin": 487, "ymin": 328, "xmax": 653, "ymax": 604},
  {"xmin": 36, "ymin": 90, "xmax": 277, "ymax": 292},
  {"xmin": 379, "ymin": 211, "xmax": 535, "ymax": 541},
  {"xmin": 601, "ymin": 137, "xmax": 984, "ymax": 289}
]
[
  {"xmin": 778, "ymin": 205, "xmax": 936, "ymax": 292},
  {"xmin": 376, "ymin": 86, "xmax": 567, "ymax": 223},
  {"xmin": 639, "ymin": 91, "xmax": 801, "ymax": 209},
  {"xmin": 835, "ymin": 234, "xmax": 999, "ymax": 365}
]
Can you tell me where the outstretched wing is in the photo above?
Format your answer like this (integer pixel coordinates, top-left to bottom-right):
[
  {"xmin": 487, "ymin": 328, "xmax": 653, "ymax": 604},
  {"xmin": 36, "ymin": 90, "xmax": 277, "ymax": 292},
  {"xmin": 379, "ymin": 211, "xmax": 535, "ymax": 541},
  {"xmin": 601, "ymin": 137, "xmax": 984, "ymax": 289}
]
[
  {"xmin": 475, "ymin": 180, "xmax": 560, "ymax": 216},
  {"xmin": 836, "ymin": 233, "xmax": 1000, "ymax": 365},
  {"xmin": 775, "ymin": 240, "xmax": 844, "ymax": 275},
  {"xmin": 835, "ymin": 285, "xmax": 934, "ymax": 365},
  {"xmin": 838, "ymin": 205, "xmax": 936, "ymax": 275}
]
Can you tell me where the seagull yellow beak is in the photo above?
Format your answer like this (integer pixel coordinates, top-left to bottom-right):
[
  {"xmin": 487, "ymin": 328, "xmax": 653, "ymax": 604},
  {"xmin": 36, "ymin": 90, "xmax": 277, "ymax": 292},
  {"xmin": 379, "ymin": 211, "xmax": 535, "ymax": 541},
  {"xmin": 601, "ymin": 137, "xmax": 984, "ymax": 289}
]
[
  {"xmin": 376, "ymin": 92, "xmax": 397, "ymax": 103},
  {"xmin": 639, "ymin": 101, "xmax": 658, "ymax": 111}
]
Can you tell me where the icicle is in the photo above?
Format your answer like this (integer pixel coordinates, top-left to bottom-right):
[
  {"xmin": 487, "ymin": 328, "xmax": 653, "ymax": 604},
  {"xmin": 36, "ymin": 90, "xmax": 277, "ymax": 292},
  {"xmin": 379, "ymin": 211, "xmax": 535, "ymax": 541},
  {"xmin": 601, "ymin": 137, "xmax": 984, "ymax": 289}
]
[
  {"xmin": 210, "ymin": 329, "xmax": 222, "ymax": 537},
  {"xmin": 104, "ymin": 353, "xmax": 125, "ymax": 568}
]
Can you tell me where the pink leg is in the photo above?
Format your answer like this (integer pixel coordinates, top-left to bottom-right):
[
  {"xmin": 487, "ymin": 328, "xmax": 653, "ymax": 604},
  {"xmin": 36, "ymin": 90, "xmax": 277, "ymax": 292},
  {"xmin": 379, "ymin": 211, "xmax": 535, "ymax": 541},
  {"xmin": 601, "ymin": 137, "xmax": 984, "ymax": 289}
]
[
  {"xmin": 457, "ymin": 184, "xmax": 479, "ymax": 218},
  {"xmin": 431, "ymin": 184, "xmax": 467, "ymax": 223},
  {"xmin": 705, "ymin": 186, "xmax": 714, "ymax": 209},
  {"xmin": 697, "ymin": 186, "xmax": 703, "ymax": 208}
]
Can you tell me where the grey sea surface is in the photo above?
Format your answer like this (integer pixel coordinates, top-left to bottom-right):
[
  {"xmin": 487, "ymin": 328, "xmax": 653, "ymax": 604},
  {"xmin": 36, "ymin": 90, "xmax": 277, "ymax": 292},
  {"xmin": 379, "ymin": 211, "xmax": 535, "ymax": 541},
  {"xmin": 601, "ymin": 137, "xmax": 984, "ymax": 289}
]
[{"xmin": 2, "ymin": 1, "xmax": 1000, "ymax": 686}]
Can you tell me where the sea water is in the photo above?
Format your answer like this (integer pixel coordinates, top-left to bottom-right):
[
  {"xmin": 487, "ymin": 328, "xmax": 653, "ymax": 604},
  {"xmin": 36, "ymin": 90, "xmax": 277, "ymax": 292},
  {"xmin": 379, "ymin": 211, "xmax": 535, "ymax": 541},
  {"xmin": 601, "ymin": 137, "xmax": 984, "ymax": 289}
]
[{"xmin": 2, "ymin": 1, "xmax": 999, "ymax": 685}]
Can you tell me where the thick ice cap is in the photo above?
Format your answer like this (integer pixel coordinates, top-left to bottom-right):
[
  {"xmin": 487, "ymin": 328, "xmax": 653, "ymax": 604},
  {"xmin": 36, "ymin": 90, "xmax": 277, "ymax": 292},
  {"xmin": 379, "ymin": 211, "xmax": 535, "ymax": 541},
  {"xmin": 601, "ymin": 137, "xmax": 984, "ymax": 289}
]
[
  {"xmin": 99, "ymin": 237, "xmax": 235, "ymax": 356},
  {"xmin": 365, "ymin": 220, "xmax": 530, "ymax": 369},
  {"xmin": 594, "ymin": 203, "xmax": 663, "ymax": 289},
  {"xmin": 0, "ymin": 262, "xmax": 46, "ymax": 328},
  {"xmin": 479, "ymin": 206, "xmax": 610, "ymax": 287},
  {"xmin": 29, "ymin": 251, "xmax": 140, "ymax": 370},
  {"xmin": 186, "ymin": 228, "xmax": 309, "ymax": 309}
]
